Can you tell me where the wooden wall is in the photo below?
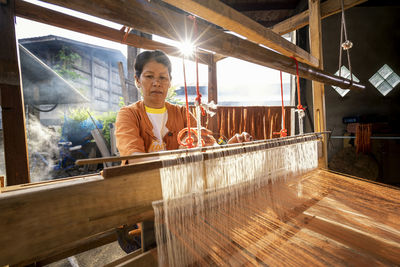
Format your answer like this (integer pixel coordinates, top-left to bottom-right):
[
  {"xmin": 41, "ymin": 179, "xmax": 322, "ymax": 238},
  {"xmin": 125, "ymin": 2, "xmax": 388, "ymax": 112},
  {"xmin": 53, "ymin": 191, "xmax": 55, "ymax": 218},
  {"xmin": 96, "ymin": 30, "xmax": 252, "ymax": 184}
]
[{"xmin": 192, "ymin": 106, "xmax": 292, "ymax": 140}]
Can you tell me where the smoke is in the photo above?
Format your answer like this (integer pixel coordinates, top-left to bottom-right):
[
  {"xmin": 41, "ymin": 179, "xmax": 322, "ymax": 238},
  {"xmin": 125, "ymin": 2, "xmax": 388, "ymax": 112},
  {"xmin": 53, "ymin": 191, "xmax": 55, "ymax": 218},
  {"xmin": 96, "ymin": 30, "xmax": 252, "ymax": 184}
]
[{"xmin": 27, "ymin": 114, "xmax": 60, "ymax": 182}]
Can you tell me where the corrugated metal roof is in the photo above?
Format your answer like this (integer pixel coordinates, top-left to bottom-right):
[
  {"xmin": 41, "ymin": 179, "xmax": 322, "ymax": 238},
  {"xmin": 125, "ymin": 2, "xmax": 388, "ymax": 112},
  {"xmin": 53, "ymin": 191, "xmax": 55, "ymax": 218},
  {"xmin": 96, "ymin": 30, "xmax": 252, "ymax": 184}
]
[{"xmin": 19, "ymin": 44, "xmax": 89, "ymax": 104}]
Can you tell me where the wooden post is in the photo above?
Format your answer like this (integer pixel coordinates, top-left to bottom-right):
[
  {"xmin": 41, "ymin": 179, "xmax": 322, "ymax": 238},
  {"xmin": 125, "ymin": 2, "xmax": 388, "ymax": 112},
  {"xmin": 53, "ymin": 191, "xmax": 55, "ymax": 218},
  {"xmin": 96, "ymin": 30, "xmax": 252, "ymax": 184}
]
[
  {"xmin": 0, "ymin": 0, "xmax": 30, "ymax": 185},
  {"xmin": 127, "ymin": 45, "xmax": 138, "ymax": 102},
  {"xmin": 117, "ymin": 62, "xmax": 129, "ymax": 105},
  {"xmin": 309, "ymin": 0, "xmax": 328, "ymax": 168},
  {"xmin": 108, "ymin": 59, "xmax": 112, "ymax": 109},
  {"xmin": 90, "ymin": 51, "xmax": 95, "ymax": 107},
  {"xmin": 208, "ymin": 55, "xmax": 218, "ymax": 134}
]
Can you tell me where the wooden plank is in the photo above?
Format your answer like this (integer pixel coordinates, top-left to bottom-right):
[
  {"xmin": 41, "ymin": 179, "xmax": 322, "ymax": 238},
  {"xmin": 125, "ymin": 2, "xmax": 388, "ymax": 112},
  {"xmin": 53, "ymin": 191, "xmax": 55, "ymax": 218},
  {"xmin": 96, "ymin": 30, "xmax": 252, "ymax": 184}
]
[
  {"xmin": 91, "ymin": 129, "xmax": 112, "ymax": 167},
  {"xmin": 272, "ymin": 0, "xmax": 367, "ymax": 35},
  {"xmin": 0, "ymin": 0, "xmax": 30, "ymax": 185},
  {"xmin": 14, "ymin": 0, "xmax": 213, "ymax": 66},
  {"xmin": 33, "ymin": 230, "xmax": 117, "ymax": 266},
  {"xmin": 309, "ymin": 0, "xmax": 327, "ymax": 168},
  {"xmin": 35, "ymin": 0, "xmax": 364, "ymax": 90},
  {"xmin": 0, "ymin": 168, "xmax": 162, "ymax": 266},
  {"xmin": 106, "ymin": 248, "xmax": 158, "ymax": 267},
  {"xmin": 162, "ymin": 0, "xmax": 319, "ymax": 67},
  {"xmin": 103, "ymin": 249, "xmax": 143, "ymax": 267},
  {"xmin": 297, "ymin": 214, "xmax": 400, "ymax": 265}
]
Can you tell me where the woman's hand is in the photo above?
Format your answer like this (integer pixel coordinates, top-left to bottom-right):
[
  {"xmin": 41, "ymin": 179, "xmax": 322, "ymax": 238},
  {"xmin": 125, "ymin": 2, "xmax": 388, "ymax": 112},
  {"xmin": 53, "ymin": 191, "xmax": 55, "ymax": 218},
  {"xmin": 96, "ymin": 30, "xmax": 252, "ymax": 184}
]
[
  {"xmin": 178, "ymin": 127, "xmax": 217, "ymax": 148},
  {"xmin": 227, "ymin": 132, "xmax": 253, "ymax": 144}
]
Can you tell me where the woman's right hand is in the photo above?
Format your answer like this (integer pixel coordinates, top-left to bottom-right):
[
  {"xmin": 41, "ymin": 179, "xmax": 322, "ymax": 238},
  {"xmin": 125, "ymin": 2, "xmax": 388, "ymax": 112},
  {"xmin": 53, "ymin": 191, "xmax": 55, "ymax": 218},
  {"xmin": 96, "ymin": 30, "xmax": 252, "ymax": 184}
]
[{"xmin": 227, "ymin": 132, "xmax": 253, "ymax": 144}]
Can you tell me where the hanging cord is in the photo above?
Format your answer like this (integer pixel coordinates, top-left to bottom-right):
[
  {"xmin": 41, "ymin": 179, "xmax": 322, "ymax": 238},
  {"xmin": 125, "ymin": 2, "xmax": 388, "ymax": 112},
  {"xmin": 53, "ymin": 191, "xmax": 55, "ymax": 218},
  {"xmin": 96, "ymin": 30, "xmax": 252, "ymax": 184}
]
[
  {"xmin": 177, "ymin": 16, "xmax": 214, "ymax": 148},
  {"xmin": 338, "ymin": 0, "xmax": 353, "ymax": 83},
  {"xmin": 191, "ymin": 16, "xmax": 206, "ymax": 147},
  {"xmin": 290, "ymin": 56, "xmax": 306, "ymax": 135},
  {"xmin": 191, "ymin": 17, "xmax": 206, "ymax": 117},
  {"xmin": 32, "ymin": 103, "xmax": 58, "ymax": 112},
  {"xmin": 177, "ymin": 56, "xmax": 195, "ymax": 148},
  {"xmin": 290, "ymin": 57, "xmax": 305, "ymax": 111},
  {"xmin": 273, "ymin": 71, "xmax": 287, "ymax": 138}
]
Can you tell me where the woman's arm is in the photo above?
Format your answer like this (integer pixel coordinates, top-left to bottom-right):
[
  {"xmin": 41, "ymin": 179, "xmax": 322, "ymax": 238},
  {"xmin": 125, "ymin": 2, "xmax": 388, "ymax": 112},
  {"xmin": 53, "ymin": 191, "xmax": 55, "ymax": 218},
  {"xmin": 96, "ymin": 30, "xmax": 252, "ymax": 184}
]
[{"xmin": 115, "ymin": 106, "xmax": 146, "ymax": 157}]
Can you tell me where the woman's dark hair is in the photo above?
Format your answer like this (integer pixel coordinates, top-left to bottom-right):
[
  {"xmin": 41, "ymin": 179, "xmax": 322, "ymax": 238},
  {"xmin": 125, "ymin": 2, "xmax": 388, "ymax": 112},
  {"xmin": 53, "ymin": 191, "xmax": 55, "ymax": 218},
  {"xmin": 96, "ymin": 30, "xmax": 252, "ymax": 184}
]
[{"xmin": 134, "ymin": 50, "xmax": 172, "ymax": 78}]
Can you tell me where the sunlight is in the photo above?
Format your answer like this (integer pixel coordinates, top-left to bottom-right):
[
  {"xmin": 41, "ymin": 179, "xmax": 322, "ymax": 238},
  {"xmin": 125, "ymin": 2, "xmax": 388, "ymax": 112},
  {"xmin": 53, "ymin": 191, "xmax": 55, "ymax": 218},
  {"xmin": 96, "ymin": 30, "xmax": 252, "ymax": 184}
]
[{"xmin": 178, "ymin": 40, "xmax": 195, "ymax": 57}]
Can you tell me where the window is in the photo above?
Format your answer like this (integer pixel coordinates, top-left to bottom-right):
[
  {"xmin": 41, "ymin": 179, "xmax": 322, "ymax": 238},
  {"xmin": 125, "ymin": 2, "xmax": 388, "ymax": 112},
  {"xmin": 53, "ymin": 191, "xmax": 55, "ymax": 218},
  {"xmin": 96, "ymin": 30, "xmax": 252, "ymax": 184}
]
[
  {"xmin": 332, "ymin": 66, "xmax": 359, "ymax": 97},
  {"xmin": 369, "ymin": 64, "xmax": 400, "ymax": 96},
  {"xmin": 217, "ymin": 57, "xmax": 291, "ymax": 106}
]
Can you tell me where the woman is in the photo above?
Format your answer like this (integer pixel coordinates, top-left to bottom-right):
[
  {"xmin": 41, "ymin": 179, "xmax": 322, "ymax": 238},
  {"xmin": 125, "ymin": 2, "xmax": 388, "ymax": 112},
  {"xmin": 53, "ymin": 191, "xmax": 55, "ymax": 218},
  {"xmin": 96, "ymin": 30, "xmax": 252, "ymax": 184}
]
[
  {"xmin": 115, "ymin": 50, "xmax": 251, "ymax": 161},
  {"xmin": 115, "ymin": 50, "xmax": 251, "ymax": 252}
]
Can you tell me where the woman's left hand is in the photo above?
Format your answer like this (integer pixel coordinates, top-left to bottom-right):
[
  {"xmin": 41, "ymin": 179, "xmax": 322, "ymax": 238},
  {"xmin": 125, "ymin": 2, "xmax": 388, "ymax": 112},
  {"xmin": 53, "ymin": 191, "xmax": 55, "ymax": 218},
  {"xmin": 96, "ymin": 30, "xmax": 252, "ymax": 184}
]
[{"xmin": 227, "ymin": 132, "xmax": 253, "ymax": 144}]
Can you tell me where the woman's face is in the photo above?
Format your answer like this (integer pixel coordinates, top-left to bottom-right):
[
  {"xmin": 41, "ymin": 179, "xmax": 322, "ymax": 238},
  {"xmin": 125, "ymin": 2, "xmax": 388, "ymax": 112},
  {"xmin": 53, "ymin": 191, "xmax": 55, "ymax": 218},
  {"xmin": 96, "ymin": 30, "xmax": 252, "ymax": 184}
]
[{"xmin": 135, "ymin": 60, "xmax": 171, "ymax": 108}]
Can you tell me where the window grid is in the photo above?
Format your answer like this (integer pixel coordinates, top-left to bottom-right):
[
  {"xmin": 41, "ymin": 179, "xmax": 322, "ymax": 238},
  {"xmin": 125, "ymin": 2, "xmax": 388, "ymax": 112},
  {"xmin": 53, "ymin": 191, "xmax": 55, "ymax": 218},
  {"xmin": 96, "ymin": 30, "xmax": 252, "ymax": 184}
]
[
  {"xmin": 332, "ymin": 66, "xmax": 360, "ymax": 97},
  {"xmin": 369, "ymin": 64, "xmax": 400, "ymax": 96}
]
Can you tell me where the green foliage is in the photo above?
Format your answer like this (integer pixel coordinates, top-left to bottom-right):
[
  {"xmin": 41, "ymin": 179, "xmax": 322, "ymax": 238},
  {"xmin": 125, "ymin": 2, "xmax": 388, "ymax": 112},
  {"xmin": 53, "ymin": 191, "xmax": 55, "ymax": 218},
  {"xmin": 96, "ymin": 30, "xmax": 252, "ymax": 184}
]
[
  {"xmin": 63, "ymin": 106, "xmax": 118, "ymax": 146},
  {"xmin": 67, "ymin": 107, "xmax": 91, "ymax": 122},
  {"xmin": 118, "ymin": 97, "xmax": 125, "ymax": 108},
  {"xmin": 166, "ymin": 86, "xmax": 184, "ymax": 105},
  {"xmin": 54, "ymin": 46, "xmax": 82, "ymax": 81}
]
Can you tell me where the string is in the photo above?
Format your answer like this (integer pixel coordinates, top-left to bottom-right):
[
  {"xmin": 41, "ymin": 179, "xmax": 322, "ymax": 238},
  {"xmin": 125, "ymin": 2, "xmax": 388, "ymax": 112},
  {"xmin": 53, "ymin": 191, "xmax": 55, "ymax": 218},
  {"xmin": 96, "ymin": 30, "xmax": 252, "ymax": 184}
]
[
  {"xmin": 182, "ymin": 56, "xmax": 194, "ymax": 148},
  {"xmin": 274, "ymin": 71, "xmax": 287, "ymax": 137},
  {"xmin": 154, "ymin": 141, "xmax": 400, "ymax": 265},
  {"xmin": 191, "ymin": 16, "xmax": 205, "ymax": 117},
  {"xmin": 290, "ymin": 56, "xmax": 305, "ymax": 111}
]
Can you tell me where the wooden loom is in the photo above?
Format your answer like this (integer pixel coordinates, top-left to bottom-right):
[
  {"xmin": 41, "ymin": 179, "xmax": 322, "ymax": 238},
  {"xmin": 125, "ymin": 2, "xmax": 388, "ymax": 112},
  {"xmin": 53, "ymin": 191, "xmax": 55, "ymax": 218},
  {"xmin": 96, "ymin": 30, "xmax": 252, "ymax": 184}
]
[
  {"xmin": 1, "ymin": 0, "xmax": 399, "ymax": 266},
  {"xmin": 0, "ymin": 134, "xmax": 399, "ymax": 266}
]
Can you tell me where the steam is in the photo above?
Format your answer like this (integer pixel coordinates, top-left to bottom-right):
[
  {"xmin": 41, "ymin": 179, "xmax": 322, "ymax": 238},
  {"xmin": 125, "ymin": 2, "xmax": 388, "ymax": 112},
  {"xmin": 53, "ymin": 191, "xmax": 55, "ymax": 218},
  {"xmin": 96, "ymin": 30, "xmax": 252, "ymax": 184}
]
[{"xmin": 27, "ymin": 114, "xmax": 60, "ymax": 182}]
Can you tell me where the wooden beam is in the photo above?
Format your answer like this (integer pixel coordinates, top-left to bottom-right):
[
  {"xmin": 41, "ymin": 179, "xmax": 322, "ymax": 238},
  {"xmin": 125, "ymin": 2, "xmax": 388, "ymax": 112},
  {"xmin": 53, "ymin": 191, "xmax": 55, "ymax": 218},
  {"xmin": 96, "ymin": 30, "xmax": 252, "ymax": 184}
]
[
  {"xmin": 162, "ymin": 0, "xmax": 319, "ymax": 67},
  {"xmin": 208, "ymin": 55, "xmax": 218, "ymax": 105},
  {"xmin": 221, "ymin": 1, "xmax": 297, "ymax": 11},
  {"xmin": 0, "ymin": 168, "xmax": 162, "ymax": 266},
  {"xmin": 272, "ymin": 0, "xmax": 367, "ymax": 35},
  {"xmin": 36, "ymin": 0, "xmax": 364, "ymax": 90},
  {"xmin": 33, "ymin": 230, "xmax": 117, "ymax": 266},
  {"xmin": 14, "ymin": 0, "xmax": 213, "ymax": 66},
  {"xmin": 103, "ymin": 249, "xmax": 143, "ymax": 267},
  {"xmin": 0, "ymin": 0, "xmax": 30, "ymax": 185},
  {"xmin": 309, "ymin": 0, "xmax": 327, "ymax": 168},
  {"xmin": 127, "ymin": 45, "xmax": 139, "ymax": 102},
  {"xmin": 106, "ymin": 248, "xmax": 158, "ymax": 266}
]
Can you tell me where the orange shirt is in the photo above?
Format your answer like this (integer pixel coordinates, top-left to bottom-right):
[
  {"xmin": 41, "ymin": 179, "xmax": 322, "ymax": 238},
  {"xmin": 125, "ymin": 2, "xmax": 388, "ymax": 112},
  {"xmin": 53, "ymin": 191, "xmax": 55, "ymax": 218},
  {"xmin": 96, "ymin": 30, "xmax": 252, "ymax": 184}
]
[{"xmin": 115, "ymin": 101, "xmax": 196, "ymax": 156}]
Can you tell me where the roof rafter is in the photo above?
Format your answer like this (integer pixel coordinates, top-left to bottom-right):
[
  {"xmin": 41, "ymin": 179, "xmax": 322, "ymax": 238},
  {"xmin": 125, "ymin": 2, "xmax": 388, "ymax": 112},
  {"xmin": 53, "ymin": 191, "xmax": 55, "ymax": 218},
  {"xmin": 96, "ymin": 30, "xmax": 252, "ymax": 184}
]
[
  {"xmin": 161, "ymin": 0, "xmax": 319, "ymax": 67},
  {"xmin": 272, "ymin": 0, "xmax": 367, "ymax": 35},
  {"xmin": 15, "ymin": 0, "xmax": 213, "ymax": 65},
  {"xmin": 37, "ymin": 0, "xmax": 364, "ymax": 90}
]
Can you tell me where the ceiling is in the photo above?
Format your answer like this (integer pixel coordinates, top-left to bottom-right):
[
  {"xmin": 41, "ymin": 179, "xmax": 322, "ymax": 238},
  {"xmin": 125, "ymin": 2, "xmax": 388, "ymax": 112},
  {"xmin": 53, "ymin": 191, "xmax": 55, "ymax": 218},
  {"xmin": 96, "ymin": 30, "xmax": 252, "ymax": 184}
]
[
  {"xmin": 217, "ymin": 0, "xmax": 398, "ymax": 29},
  {"xmin": 220, "ymin": 0, "xmax": 306, "ymax": 27}
]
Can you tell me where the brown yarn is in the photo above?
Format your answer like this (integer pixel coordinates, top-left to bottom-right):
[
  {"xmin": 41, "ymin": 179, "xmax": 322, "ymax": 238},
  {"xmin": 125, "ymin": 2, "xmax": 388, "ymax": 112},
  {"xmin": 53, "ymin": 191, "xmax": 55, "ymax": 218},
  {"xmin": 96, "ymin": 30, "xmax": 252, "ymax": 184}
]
[{"xmin": 355, "ymin": 123, "xmax": 372, "ymax": 153}]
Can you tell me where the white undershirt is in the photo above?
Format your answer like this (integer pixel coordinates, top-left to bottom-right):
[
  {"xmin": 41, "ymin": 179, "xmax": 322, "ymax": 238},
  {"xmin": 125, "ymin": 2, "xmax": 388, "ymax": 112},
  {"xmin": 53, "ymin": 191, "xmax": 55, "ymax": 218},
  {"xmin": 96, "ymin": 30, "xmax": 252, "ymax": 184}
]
[{"xmin": 145, "ymin": 105, "xmax": 169, "ymax": 152}]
